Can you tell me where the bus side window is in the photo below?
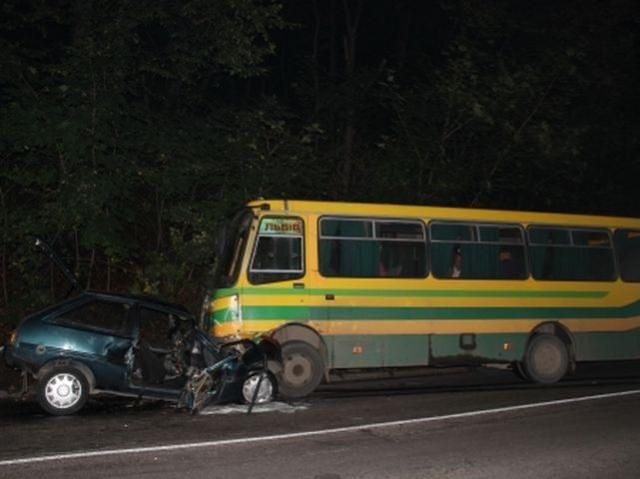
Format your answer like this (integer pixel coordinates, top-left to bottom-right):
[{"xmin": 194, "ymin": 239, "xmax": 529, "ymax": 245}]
[
  {"xmin": 430, "ymin": 223, "xmax": 474, "ymax": 279},
  {"xmin": 529, "ymin": 227, "xmax": 616, "ymax": 281},
  {"xmin": 497, "ymin": 246, "xmax": 526, "ymax": 279},
  {"xmin": 431, "ymin": 222, "xmax": 526, "ymax": 279},
  {"xmin": 375, "ymin": 221, "xmax": 427, "ymax": 278},
  {"xmin": 614, "ymin": 229, "xmax": 640, "ymax": 282},
  {"xmin": 318, "ymin": 217, "xmax": 426, "ymax": 278}
]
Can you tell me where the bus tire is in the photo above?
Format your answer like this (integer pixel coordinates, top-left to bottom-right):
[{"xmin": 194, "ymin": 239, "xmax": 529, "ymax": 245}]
[
  {"xmin": 279, "ymin": 341, "xmax": 324, "ymax": 399},
  {"xmin": 524, "ymin": 334, "xmax": 569, "ymax": 384}
]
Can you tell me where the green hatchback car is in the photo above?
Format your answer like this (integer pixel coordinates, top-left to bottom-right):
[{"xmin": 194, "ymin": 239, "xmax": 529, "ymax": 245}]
[{"xmin": 2, "ymin": 241, "xmax": 280, "ymax": 415}]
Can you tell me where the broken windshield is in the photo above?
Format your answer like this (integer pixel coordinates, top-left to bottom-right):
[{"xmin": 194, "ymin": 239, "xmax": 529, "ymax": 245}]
[{"xmin": 213, "ymin": 208, "xmax": 254, "ymax": 288}]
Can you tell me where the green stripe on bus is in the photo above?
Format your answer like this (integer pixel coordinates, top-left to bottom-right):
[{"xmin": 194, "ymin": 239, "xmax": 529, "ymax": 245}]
[
  {"xmin": 213, "ymin": 287, "xmax": 608, "ymax": 300},
  {"xmin": 235, "ymin": 300, "xmax": 640, "ymax": 321},
  {"xmin": 326, "ymin": 329, "xmax": 640, "ymax": 367}
]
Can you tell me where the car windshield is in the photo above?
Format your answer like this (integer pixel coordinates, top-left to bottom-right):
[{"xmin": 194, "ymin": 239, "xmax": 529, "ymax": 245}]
[{"xmin": 213, "ymin": 208, "xmax": 254, "ymax": 288}]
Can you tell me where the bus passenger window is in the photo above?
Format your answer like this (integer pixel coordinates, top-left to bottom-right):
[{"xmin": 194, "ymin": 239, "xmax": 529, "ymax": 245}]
[
  {"xmin": 319, "ymin": 217, "xmax": 427, "ymax": 278},
  {"xmin": 614, "ymin": 229, "xmax": 640, "ymax": 282},
  {"xmin": 529, "ymin": 227, "xmax": 615, "ymax": 281},
  {"xmin": 498, "ymin": 247, "xmax": 524, "ymax": 278},
  {"xmin": 431, "ymin": 222, "xmax": 526, "ymax": 279}
]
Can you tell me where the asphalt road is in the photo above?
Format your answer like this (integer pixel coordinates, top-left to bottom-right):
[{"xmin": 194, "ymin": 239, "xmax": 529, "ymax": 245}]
[{"xmin": 1, "ymin": 364, "xmax": 639, "ymax": 479}]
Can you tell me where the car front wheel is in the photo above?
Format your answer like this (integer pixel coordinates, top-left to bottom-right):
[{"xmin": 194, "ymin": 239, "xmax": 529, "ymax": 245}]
[
  {"xmin": 37, "ymin": 366, "xmax": 89, "ymax": 416},
  {"xmin": 241, "ymin": 371, "xmax": 277, "ymax": 405}
]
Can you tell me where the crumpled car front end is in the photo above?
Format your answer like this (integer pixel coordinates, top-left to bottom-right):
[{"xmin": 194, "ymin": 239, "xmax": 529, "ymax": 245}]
[{"xmin": 179, "ymin": 333, "xmax": 281, "ymax": 414}]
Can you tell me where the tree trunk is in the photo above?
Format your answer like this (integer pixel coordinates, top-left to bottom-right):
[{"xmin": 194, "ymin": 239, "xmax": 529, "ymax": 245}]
[
  {"xmin": 0, "ymin": 187, "xmax": 8, "ymax": 307},
  {"xmin": 74, "ymin": 227, "xmax": 81, "ymax": 280},
  {"xmin": 339, "ymin": 0, "xmax": 363, "ymax": 196},
  {"xmin": 86, "ymin": 248, "xmax": 95, "ymax": 290},
  {"xmin": 106, "ymin": 256, "xmax": 111, "ymax": 291},
  {"xmin": 312, "ymin": 0, "xmax": 321, "ymax": 114}
]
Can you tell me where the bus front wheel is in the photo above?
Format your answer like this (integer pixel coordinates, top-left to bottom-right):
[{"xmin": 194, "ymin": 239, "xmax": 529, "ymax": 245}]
[
  {"xmin": 279, "ymin": 341, "xmax": 323, "ymax": 399},
  {"xmin": 524, "ymin": 334, "xmax": 569, "ymax": 384}
]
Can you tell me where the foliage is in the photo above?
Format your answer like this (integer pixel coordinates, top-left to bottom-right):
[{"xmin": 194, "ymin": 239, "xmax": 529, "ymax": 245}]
[
  {"xmin": 1, "ymin": 0, "xmax": 639, "ymax": 324},
  {"xmin": 0, "ymin": 0, "xmax": 287, "ymax": 319}
]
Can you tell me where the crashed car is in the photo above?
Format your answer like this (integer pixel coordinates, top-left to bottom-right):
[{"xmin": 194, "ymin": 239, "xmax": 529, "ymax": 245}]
[{"xmin": 1, "ymin": 240, "xmax": 281, "ymax": 416}]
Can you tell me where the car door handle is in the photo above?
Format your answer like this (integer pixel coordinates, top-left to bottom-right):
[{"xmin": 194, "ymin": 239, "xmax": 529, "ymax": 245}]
[{"xmin": 325, "ymin": 294, "xmax": 335, "ymax": 301}]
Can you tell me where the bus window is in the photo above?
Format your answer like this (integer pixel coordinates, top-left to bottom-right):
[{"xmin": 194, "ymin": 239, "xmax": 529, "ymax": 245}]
[
  {"xmin": 528, "ymin": 226, "xmax": 615, "ymax": 281},
  {"xmin": 430, "ymin": 222, "xmax": 474, "ymax": 278},
  {"xmin": 431, "ymin": 222, "xmax": 526, "ymax": 279},
  {"xmin": 319, "ymin": 217, "xmax": 427, "ymax": 278},
  {"xmin": 430, "ymin": 223, "xmax": 476, "ymax": 242},
  {"xmin": 486, "ymin": 226, "xmax": 526, "ymax": 279},
  {"xmin": 375, "ymin": 221, "xmax": 427, "ymax": 277},
  {"xmin": 248, "ymin": 217, "xmax": 304, "ymax": 285},
  {"xmin": 321, "ymin": 218, "xmax": 372, "ymax": 238},
  {"xmin": 614, "ymin": 229, "xmax": 640, "ymax": 282}
]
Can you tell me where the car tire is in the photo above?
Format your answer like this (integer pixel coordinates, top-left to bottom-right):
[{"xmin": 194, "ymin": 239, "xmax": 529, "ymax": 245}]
[
  {"xmin": 37, "ymin": 366, "xmax": 89, "ymax": 416},
  {"xmin": 279, "ymin": 341, "xmax": 323, "ymax": 399},
  {"xmin": 523, "ymin": 334, "xmax": 569, "ymax": 384},
  {"xmin": 241, "ymin": 371, "xmax": 277, "ymax": 405}
]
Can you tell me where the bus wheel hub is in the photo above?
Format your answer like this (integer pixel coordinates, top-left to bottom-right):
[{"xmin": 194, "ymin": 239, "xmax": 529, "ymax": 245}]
[{"xmin": 284, "ymin": 354, "xmax": 312, "ymax": 386}]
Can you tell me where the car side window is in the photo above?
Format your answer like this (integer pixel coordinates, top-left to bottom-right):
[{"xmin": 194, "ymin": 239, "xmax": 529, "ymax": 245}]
[
  {"xmin": 55, "ymin": 300, "xmax": 130, "ymax": 336},
  {"xmin": 138, "ymin": 308, "xmax": 175, "ymax": 349}
]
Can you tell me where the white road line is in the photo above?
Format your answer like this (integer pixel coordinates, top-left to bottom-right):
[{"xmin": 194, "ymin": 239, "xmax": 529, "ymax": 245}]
[{"xmin": 2, "ymin": 388, "xmax": 639, "ymax": 467}]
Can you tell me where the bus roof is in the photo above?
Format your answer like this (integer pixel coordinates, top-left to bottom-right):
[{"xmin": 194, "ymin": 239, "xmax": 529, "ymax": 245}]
[{"xmin": 247, "ymin": 199, "xmax": 640, "ymax": 229}]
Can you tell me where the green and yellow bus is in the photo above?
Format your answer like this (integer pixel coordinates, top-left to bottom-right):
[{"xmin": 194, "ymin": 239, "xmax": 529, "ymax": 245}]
[{"xmin": 203, "ymin": 199, "xmax": 640, "ymax": 398}]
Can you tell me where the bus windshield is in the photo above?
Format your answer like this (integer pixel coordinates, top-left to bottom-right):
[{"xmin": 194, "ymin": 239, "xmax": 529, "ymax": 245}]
[{"xmin": 213, "ymin": 208, "xmax": 254, "ymax": 288}]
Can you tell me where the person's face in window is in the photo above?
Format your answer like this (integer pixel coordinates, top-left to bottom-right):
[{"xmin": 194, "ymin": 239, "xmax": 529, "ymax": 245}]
[{"xmin": 499, "ymin": 250, "xmax": 512, "ymax": 263}]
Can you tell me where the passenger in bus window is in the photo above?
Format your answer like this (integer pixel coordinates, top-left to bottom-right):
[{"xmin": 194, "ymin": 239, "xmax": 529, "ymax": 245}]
[
  {"xmin": 378, "ymin": 258, "xmax": 389, "ymax": 277},
  {"xmin": 378, "ymin": 247, "xmax": 402, "ymax": 277},
  {"xmin": 449, "ymin": 246, "xmax": 462, "ymax": 278},
  {"xmin": 498, "ymin": 247, "xmax": 522, "ymax": 278}
]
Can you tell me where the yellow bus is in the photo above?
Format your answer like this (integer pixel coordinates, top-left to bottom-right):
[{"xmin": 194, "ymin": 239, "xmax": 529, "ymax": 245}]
[{"xmin": 203, "ymin": 199, "xmax": 640, "ymax": 398}]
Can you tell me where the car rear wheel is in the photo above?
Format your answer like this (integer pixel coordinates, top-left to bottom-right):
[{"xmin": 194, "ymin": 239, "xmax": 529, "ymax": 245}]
[{"xmin": 37, "ymin": 366, "xmax": 89, "ymax": 416}]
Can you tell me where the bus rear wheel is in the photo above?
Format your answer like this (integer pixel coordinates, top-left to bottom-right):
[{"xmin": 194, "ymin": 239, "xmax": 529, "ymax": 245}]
[
  {"xmin": 279, "ymin": 341, "xmax": 323, "ymax": 399},
  {"xmin": 524, "ymin": 334, "xmax": 569, "ymax": 384}
]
